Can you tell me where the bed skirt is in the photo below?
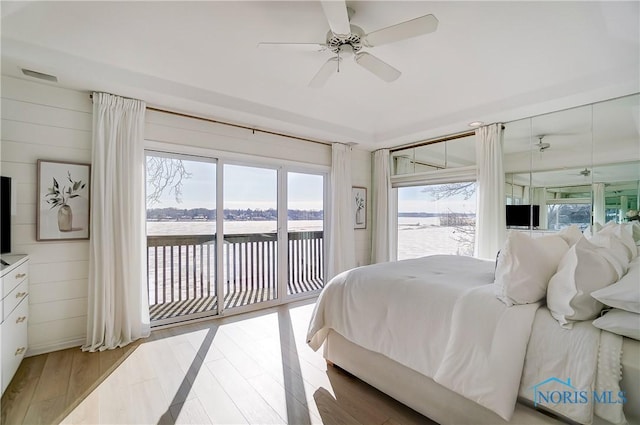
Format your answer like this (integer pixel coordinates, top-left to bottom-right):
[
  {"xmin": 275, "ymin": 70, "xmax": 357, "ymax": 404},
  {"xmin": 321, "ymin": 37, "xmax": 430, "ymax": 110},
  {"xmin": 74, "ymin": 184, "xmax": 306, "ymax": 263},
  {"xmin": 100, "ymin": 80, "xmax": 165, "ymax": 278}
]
[{"xmin": 324, "ymin": 329, "xmax": 570, "ymax": 425}]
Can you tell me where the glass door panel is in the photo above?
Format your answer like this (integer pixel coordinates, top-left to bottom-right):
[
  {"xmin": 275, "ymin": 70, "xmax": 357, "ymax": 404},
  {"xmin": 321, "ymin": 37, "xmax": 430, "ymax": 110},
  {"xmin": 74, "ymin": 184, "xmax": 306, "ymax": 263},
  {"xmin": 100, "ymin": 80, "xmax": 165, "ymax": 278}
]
[
  {"xmin": 287, "ymin": 172, "xmax": 324, "ymax": 295},
  {"xmin": 145, "ymin": 152, "xmax": 217, "ymax": 325},
  {"xmin": 223, "ymin": 164, "xmax": 278, "ymax": 308}
]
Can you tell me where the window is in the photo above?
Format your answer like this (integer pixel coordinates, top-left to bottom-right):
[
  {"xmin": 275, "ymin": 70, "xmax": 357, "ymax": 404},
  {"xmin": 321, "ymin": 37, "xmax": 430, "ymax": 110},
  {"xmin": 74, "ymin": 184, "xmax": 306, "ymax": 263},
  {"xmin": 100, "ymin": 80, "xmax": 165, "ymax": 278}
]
[{"xmin": 397, "ymin": 182, "xmax": 477, "ymax": 260}]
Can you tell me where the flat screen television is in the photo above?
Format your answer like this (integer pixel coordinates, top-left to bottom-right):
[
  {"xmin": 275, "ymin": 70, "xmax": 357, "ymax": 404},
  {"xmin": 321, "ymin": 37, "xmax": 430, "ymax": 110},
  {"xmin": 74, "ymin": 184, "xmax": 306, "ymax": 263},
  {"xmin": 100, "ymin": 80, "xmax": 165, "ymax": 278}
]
[
  {"xmin": 506, "ymin": 204, "xmax": 540, "ymax": 228},
  {"xmin": 1, "ymin": 176, "xmax": 11, "ymax": 254}
]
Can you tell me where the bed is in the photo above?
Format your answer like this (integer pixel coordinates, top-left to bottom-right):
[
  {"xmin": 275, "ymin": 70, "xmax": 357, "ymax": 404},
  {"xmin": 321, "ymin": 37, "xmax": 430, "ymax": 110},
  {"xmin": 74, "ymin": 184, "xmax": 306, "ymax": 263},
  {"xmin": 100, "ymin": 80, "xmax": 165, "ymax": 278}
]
[{"xmin": 307, "ymin": 253, "xmax": 640, "ymax": 425}]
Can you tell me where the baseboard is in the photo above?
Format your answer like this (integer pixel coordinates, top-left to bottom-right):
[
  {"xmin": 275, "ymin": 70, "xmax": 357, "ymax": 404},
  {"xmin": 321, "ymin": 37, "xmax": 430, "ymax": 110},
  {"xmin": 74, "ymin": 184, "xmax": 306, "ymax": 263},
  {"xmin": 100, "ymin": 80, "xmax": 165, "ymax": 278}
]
[{"xmin": 26, "ymin": 337, "xmax": 84, "ymax": 357}]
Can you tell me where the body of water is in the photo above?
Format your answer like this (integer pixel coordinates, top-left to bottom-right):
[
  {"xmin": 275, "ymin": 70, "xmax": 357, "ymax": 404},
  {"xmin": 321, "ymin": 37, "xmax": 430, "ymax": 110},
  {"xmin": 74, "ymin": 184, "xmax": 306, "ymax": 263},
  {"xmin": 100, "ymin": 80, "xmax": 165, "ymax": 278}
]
[{"xmin": 147, "ymin": 218, "xmax": 474, "ymax": 260}]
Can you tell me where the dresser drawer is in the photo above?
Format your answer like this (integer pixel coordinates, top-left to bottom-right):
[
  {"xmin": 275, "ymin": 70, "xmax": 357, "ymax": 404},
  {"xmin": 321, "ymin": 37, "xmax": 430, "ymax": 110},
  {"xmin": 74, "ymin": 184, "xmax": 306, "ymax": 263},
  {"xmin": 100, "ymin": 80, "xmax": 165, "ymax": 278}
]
[
  {"xmin": 2, "ymin": 260, "xmax": 28, "ymax": 298},
  {"xmin": 3, "ymin": 278, "xmax": 28, "ymax": 322},
  {"xmin": 1, "ymin": 296, "xmax": 28, "ymax": 394}
]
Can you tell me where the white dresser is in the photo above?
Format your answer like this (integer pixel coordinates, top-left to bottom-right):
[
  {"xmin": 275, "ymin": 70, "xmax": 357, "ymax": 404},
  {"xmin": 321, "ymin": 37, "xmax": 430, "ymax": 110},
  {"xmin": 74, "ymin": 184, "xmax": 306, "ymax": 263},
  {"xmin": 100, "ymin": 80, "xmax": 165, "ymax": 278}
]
[{"xmin": 1, "ymin": 254, "xmax": 29, "ymax": 395}]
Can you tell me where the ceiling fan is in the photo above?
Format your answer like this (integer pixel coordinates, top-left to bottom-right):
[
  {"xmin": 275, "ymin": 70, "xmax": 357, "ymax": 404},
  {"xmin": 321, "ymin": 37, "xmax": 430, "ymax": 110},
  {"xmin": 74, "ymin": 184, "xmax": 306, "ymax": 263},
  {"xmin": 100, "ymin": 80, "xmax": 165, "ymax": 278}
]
[
  {"xmin": 257, "ymin": 1, "xmax": 438, "ymax": 87},
  {"xmin": 535, "ymin": 135, "xmax": 551, "ymax": 152}
]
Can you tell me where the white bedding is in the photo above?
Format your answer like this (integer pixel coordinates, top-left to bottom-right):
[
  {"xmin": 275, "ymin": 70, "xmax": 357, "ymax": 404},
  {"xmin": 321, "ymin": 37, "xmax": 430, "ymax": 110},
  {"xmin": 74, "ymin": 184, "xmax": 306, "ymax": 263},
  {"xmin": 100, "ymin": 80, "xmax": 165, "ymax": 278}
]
[
  {"xmin": 307, "ymin": 255, "xmax": 540, "ymax": 421},
  {"xmin": 307, "ymin": 255, "xmax": 624, "ymax": 424},
  {"xmin": 519, "ymin": 307, "xmax": 625, "ymax": 425}
]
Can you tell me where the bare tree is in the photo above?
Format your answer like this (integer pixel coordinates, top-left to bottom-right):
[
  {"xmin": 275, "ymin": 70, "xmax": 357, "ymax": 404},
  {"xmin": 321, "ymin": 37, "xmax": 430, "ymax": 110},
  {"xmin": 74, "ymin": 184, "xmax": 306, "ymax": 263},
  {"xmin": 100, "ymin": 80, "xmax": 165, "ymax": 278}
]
[
  {"xmin": 146, "ymin": 157, "xmax": 191, "ymax": 206},
  {"xmin": 421, "ymin": 182, "xmax": 475, "ymax": 201},
  {"xmin": 423, "ymin": 182, "xmax": 476, "ymax": 256}
]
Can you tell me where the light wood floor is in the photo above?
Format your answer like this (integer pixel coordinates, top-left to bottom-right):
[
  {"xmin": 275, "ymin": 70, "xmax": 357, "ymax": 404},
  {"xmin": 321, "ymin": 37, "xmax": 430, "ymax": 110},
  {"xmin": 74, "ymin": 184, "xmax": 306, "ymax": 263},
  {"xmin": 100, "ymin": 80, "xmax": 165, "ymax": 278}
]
[{"xmin": 1, "ymin": 299, "xmax": 436, "ymax": 425}]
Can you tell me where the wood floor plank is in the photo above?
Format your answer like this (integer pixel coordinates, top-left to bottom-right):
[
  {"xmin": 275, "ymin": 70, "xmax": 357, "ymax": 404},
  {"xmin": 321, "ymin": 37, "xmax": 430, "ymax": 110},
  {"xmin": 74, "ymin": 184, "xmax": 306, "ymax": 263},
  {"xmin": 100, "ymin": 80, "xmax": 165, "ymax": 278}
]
[
  {"xmin": 0, "ymin": 376, "xmax": 39, "ymax": 425},
  {"xmin": 2, "ymin": 301, "xmax": 434, "ymax": 425},
  {"xmin": 169, "ymin": 398, "xmax": 213, "ymax": 425},
  {"xmin": 313, "ymin": 387, "xmax": 364, "ymax": 425},
  {"xmin": 32, "ymin": 349, "xmax": 73, "ymax": 402},
  {"xmin": 206, "ymin": 357, "xmax": 285, "ymax": 424},
  {"xmin": 65, "ymin": 348, "xmax": 100, "ymax": 405},
  {"xmin": 247, "ymin": 372, "xmax": 323, "ymax": 425},
  {"xmin": 189, "ymin": 364, "xmax": 248, "ymax": 424},
  {"xmin": 22, "ymin": 394, "xmax": 67, "ymax": 425}
]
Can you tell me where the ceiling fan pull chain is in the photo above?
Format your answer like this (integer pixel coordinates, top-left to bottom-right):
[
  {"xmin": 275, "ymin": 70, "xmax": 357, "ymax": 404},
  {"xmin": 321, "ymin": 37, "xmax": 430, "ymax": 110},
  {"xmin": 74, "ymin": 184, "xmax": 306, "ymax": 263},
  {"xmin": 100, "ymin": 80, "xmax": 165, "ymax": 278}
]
[{"xmin": 337, "ymin": 49, "xmax": 341, "ymax": 73}]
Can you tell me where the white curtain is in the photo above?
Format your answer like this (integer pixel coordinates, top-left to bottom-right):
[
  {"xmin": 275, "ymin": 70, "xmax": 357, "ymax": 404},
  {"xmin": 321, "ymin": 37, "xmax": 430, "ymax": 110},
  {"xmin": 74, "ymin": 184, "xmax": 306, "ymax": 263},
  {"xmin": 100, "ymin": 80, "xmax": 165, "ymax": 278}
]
[
  {"xmin": 328, "ymin": 143, "xmax": 356, "ymax": 279},
  {"xmin": 531, "ymin": 187, "xmax": 548, "ymax": 229},
  {"xmin": 593, "ymin": 182, "xmax": 606, "ymax": 226},
  {"xmin": 83, "ymin": 92, "xmax": 150, "ymax": 351},
  {"xmin": 371, "ymin": 149, "xmax": 393, "ymax": 263},
  {"xmin": 474, "ymin": 123, "xmax": 506, "ymax": 260}
]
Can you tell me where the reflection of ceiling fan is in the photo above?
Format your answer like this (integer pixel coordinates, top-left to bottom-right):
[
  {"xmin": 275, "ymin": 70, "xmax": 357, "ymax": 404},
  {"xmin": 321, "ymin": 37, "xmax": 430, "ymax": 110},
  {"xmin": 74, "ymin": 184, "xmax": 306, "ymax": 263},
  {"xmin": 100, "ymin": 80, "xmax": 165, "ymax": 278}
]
[
  {"xmin": 535, "ymin": 135, "xmax": 551, "ymax": 152},
  {"xmin": 257, "ymin": 1, "xmax": 438, "ymax": 87}
]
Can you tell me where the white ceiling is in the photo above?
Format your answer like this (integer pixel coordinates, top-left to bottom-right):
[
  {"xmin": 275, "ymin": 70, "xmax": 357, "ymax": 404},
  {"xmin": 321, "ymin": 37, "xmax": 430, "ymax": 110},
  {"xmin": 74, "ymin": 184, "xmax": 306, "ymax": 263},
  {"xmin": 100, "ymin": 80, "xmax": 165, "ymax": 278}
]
[{"xmin": 2, "ymin": 1, "xmax": 639, "ymax": 150}]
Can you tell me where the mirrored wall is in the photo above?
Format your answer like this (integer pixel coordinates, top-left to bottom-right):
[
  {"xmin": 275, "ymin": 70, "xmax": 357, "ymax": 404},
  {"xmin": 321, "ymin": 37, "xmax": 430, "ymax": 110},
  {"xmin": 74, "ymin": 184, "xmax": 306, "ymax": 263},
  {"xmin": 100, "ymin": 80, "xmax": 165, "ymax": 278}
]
[{"xmin": 504, "ymin": 93, "xmax": 640, "ymax": 233}]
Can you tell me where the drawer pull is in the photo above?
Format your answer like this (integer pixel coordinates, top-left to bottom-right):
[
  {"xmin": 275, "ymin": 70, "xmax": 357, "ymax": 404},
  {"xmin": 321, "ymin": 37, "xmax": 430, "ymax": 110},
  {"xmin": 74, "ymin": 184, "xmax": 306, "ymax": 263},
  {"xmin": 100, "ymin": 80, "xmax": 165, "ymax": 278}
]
[
  {"xmin": 15, "ymin": 273, "xmax": 26, "ymax": 279},
  {"xmin": 15, "ymin": 291, "xmax": 27, "ymax": 299},
  {"xmin": 16, "ymin": 316, "xmax": 27, "ymax": 324},
  {"xmin": 14, "ymin": 347, "xmax": 26, "ymax": 356}
]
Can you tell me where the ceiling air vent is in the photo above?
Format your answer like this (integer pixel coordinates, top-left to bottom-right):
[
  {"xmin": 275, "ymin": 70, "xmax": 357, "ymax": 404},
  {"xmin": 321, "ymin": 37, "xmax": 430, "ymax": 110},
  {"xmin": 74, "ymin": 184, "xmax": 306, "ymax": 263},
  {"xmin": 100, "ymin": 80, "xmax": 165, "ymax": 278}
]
[{"xmin": 21, "ymin": 68, "xmax": 58, "ymax": 82}]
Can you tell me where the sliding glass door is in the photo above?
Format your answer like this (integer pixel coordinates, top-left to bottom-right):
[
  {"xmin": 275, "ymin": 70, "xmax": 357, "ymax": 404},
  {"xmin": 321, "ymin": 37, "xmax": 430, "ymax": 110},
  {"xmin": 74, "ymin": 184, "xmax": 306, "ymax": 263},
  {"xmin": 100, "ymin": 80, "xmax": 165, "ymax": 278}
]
[
  {"xmin": 145, "ymin": 152, "xmax": 217, "ymax": 324},
  {"xmin": 287, "ymin": 172, "xmax": 325, "ymax": 296},
  {"xmin": 223, "ymin": 164, "xmax": 278, "ymax": 309},
  {"xmin": 146, "ymin": 152, "xmax": 327, "ymax": 323}
]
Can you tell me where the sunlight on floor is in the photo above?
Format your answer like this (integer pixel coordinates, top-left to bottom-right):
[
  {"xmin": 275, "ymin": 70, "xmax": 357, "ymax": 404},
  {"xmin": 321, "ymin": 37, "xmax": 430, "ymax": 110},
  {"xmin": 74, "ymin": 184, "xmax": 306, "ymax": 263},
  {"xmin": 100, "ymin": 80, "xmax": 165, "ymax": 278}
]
[{"xmin": 60, "ymin": 303, "xmax": 333, "ymax": 424}]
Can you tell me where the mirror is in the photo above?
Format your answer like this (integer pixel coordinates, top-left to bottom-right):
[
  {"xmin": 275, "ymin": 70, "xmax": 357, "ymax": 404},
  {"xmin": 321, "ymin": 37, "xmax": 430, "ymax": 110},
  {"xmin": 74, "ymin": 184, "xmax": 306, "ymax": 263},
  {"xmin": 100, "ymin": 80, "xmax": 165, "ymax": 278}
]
[{"xmin": 503, "ymin": 93, "xmax": 640, "ymax": 232}]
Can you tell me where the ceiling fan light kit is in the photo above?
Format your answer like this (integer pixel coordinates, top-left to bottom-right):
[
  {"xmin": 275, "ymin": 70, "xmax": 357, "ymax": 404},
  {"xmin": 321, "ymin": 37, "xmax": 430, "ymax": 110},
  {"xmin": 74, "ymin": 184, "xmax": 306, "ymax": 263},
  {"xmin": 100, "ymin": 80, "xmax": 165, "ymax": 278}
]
[{"xmin": 259, "ymin": 1, "xmax": 438, "ymax": 87}]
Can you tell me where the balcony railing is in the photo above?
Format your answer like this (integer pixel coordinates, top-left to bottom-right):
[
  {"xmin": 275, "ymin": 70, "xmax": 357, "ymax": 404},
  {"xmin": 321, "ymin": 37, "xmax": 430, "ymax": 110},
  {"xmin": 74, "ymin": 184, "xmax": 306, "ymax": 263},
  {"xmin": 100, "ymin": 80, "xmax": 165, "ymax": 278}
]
[{"xmin": 146, "ymin": 231, "xmax": 324, "ymax": 321}]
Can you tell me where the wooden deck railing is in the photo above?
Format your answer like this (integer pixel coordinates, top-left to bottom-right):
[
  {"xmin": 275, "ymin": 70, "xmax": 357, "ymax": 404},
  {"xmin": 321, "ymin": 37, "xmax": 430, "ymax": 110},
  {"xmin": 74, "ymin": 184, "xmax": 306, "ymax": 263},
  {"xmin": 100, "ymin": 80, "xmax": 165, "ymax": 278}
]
[{"xmin": 146, "ymin": 231, "xmax": 324, "ymax": 317}]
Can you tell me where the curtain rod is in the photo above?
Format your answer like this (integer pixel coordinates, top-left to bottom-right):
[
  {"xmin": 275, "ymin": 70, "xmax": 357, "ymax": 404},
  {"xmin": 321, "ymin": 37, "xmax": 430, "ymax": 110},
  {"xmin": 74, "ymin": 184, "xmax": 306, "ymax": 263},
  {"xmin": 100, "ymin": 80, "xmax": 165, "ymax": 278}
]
[
  {"xmin": 389, "ymin": 130, "xmax": 476, "ymax": 153},
  {"xmin": 146, "ymin": 106, "xmax": 333, "ymax": 147},
  {"xmin": 89, "ymin": 93, "xmax": 332, "ymax": 147},
  {"xmin": 389, "ymin": 124, "xmax": 506, "ymax": 153}
]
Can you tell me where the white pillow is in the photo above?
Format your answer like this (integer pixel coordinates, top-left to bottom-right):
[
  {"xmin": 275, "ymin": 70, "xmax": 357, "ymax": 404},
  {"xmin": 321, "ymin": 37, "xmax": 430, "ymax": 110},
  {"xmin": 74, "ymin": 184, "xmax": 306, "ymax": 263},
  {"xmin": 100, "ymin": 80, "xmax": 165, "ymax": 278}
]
[
  {"xmin": 557, "ymin": 225, "xmax": 583, "ymax": 246},
  {"xmin": 592, "ymin": 309, "xmax": 640, "ymax": 341},
  {"xmin": 589, "ymin": 232, "xmax": 630, "ymax": 279},
  {"xmin": 620, "ymin": 221, "xmax": 640, "ymax": 244},
  {"xmin": 547, "ymin": 237, "xmax": 619, "ymax": 328},
  {"xmin": 597, "ymin": 223, "xmax": 638, "ymax": 261},
  {"xmin": 591, "ymin": 257, "xmax": 640, "ymax": 313},
  {"xmin": 494, "ymin": 231, "xmax": 569, "ymax": 306}
]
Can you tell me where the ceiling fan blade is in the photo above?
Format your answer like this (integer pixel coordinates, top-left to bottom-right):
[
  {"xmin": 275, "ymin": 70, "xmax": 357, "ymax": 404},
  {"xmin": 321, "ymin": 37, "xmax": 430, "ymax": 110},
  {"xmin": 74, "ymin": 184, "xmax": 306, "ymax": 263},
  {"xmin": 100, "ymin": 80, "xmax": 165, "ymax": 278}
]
[
  {"xmin": 354, "ymin": 52, "xmax": 401, "ymax": 82},
  {"xmin": 257, "ymin": 42, "xmax": 328, "ymax": 52},
  {"xmin": 309, "ymin": 57, "xmax": 340, "ymax": 88},
  {"xmin": 320, "ymin": 1, "xmax": 351, "ymax": 36},
  {"xmin": 363, "ymin": 14, "xmax": 438, "ymax": 47}
]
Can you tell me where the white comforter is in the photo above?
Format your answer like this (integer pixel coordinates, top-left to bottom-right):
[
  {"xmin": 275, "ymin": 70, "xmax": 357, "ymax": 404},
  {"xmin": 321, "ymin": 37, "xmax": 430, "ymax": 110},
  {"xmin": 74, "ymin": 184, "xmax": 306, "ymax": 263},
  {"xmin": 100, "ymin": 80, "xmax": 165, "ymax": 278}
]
[
  {"xmin": 306, "ymin": 255, "xmax": 624, "ymax": 423},
  {"xmin": 307, "ymin": 255, "xmax": 539, "ymax": 421}
]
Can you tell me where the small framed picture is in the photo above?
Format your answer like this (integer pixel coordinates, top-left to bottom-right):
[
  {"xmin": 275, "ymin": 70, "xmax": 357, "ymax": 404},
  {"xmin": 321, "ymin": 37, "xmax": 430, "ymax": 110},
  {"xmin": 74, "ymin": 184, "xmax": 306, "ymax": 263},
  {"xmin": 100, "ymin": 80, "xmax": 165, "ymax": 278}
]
[
  {"xmin": 352, "ymin": 186, "xmax": 367, "ymax": 229},
  {"xmin": 37, "ymin": 160, "xmax": 91, "ymax": 241}
]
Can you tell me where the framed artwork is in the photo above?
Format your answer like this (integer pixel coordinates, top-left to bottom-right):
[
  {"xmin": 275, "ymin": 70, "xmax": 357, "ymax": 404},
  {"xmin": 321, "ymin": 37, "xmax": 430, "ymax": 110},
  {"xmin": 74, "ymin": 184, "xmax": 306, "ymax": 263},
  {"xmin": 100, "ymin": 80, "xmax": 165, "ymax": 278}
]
[
  {"xmin": 37, "ymin": 160, "xmax": 91, "ymax": 241},
  {"xmin": 352, "ymin": 186, "xmax": 367, "ymax": 229}
]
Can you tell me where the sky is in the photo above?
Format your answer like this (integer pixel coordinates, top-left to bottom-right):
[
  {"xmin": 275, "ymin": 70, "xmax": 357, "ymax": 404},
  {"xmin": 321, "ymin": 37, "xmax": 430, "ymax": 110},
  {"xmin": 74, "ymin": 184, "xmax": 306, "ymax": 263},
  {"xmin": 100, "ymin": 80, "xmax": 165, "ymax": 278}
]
[
  {"xmin": 397, "ymin": 184, "xmax": 477, "ymax": 213},
  {"xmin": 146, "ymin": 157, "xmax": 324, "ymax": 211}
]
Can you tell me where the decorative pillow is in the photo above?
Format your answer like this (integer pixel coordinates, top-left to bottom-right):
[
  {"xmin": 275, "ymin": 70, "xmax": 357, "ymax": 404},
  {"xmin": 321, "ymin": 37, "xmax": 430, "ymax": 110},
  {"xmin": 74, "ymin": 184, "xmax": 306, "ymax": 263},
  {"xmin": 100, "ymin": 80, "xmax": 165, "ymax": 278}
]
[
  {"xmin": 591, "ymin": 257, "xmax": 640, "ymax": 313},
  {"xmin": 557, "ymin": 225, "xmax": 583, "ymax": 246},
  {"xmin": 494, "ymin": 231, "xmax": 569, "ymax": 306},
  {"xmin": 589, "ymin": 232, "xmax": 630, "ymax": 279},
  {"xmin": 597, "ymin": 223, "xmax": 638, "ymax": 261},
  {"xmin": 592, "ymin": 309, "xmax": 640, "ymax": 341},
  {"xmin": 619, "ymin": 221, "xmax": 640, "ymax": 245},
  {"xmin": 547, "ymin": 237, "xmax": 620, "ymax": 328}
]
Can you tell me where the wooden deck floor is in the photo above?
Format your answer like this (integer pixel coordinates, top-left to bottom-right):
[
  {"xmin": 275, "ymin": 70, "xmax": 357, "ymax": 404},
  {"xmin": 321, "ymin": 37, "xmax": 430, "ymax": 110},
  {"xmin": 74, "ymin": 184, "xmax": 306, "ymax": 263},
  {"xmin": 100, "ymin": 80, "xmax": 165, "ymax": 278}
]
[{"xmin": 149, "ymin": 280, "xmax": 324, "ymax": 321}]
